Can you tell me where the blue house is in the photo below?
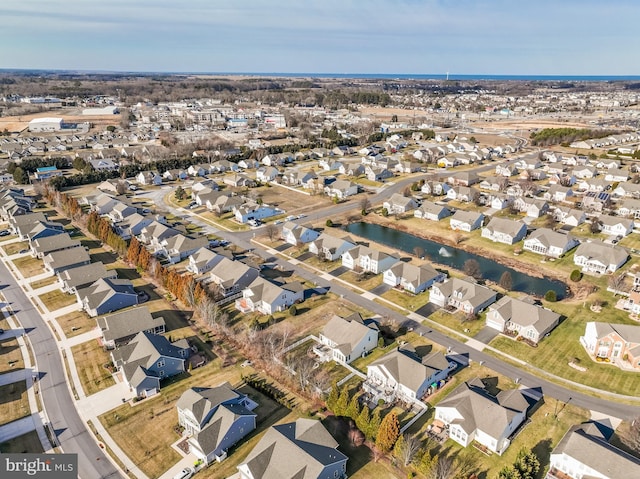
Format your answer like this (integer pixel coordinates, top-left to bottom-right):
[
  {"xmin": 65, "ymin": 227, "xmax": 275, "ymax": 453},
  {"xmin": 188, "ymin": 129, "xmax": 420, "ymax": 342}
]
[
  {"xmin": 111, "ymin": 331, "xmax": 191, "ymax": 397},
  {"xmin": 35, "ymin": 166, "xmax": 63, "ymax": 180},
  {"xmin": 177, "ymin": 383, "xmax": 258, "ymax": 464}
]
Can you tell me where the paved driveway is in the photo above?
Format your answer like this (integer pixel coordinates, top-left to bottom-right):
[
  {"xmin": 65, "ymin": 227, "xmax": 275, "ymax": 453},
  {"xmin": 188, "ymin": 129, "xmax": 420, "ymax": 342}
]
[
  {"xmin": 415, "ymin": 303, "xmax": 439, "ymax": 318},
  {"xmin": 275, "ymin": 243, "xmax": 293, "ymax": 252},
  {"xmin": 296, "ymin": 251, "xmax": 313, "ymax": 261},
  {"xmin": 474, "ymin": 326, "xmax": 501, "ymax": 344},
  {"xmin": 369, "ymin": 283, "xmax": 392, "ymax": 295},
  {"xmin": 328, "ymin": 265, "xmax": 348, "ymax": 277}
]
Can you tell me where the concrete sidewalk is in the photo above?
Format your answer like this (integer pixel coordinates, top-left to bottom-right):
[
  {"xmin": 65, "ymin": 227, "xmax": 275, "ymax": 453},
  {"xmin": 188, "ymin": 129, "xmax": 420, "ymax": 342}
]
[{"xmin": 76, "ymin": 382, "xmax": 135, "ymax": 419}]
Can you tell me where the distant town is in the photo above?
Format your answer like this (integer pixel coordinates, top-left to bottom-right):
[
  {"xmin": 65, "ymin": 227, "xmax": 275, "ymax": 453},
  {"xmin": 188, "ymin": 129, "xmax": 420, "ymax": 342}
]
[{"xmin": 1, "ymin": 72, "xmax": 640, "ymax": 479}]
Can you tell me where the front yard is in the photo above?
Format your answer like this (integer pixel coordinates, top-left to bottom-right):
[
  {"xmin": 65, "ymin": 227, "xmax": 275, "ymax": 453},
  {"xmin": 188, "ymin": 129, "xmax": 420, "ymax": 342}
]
[
  {"xmin": 71, "ymin": 340, "xmax": 115, "ymax": 396},
  {"xmin": 0, "ymin": 430, "xmax": 44, "ymax": 454},
  {"xmin": 12, "ymin": 256, "xmax": 45, "ymax": 278},
  {"xmin": 38, "ymin": 290, "xmax": 77, "ymax": 312},
  {"xmin": 0, "ymin": 381, "xmax": 30, "ymax": 426},
  {"xmin": 56, "ymin": 310, "xmax": 96, "ymax": 339}
]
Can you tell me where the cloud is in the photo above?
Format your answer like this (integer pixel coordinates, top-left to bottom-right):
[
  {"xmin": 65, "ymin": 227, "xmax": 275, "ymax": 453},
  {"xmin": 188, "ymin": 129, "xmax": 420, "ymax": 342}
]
[{"xmin": 0, "ymin": 0, "xmax": 638, "ymax": 74}]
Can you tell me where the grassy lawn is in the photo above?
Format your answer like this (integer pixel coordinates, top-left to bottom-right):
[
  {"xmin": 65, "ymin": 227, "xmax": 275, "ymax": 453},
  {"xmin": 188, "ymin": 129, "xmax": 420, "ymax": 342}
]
[
  {"xmin": 0, "ymin": 381, "xmax": 30, "ymax": 426},
  {"xmin": 380, "ymin": 288, "xmax": 430, "ymax": 311},
  {"xmin": 339, "ymin": 271, "xmax": 383, "ymax": 291},
  {"xmin": 2, "ymin": 241, "xmax": 29, "ymax": 256},
  {"xmin": 71, "ymin": 340, "xmax": 115, "ymax": 396},
  {"xmin": 12, "ymin": 256, "xmax": 45, "ymax": 277},
  {"xmin": 489, "ymin": 294, "xmax": 640, "ymax": 397},
  {"xmin": 427, "ymin": 310, "xmax": 486, "ymax": 337},
  {"xmin": 0, "ymin": 317, "xmax": 25, "ymax": 374},
  {"xmin": 56, "ymin": 310, "xmax": 96, "ymax": 339},
  {"xmin": 0, "ymin": 430, "xmax": 44, "ymax": 454},
  {"xmin": 100, "ymin": 360, "xmax": 247, "ymax": 479},
  {"xmin": 38, "ymin": 290, "xmax": 77, "ymax": 312},
  {"xmin": 30, "ymin": 275, "xmax": 59, "ymax": 290}
]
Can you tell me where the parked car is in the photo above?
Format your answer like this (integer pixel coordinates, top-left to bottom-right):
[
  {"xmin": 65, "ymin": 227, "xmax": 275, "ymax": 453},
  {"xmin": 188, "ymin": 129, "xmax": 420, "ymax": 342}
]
[
  {"xmin": 18, "ymin": 249, "xmax": 29, "ymax": 254},
  {"xmin": 0, "ymin": 230, "xmax": 10, "ymax": 236},
  {"xmin": 173, "ymin": 467, "xmax": 194, "ymax": 479}
]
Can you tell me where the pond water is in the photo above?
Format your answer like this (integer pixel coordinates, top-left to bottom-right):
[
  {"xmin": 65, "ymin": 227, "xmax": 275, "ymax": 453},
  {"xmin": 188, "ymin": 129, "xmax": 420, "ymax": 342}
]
[{"xmin": 345, "ymin": 222, "xmax": 567, "ymax": 299}]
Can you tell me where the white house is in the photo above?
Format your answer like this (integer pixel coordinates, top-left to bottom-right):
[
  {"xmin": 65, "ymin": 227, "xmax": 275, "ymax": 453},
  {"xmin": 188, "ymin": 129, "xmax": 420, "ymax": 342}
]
[
  {"xmin": 341, "ymin": 246, "xmax": 398, "ymax": 274},
  {"xmin": 309, "ymin": 234, "xmax": 355, "ymax": 261},
  {"xmin": 485, "ymin": 296, "xmax": 560, "ymax": 344},
  {"xmin": 316, "ymin": 313, "xmax": 378, "ymax": 364},
  {"xmin": 481, "ymin": 217, "xmax": 527, "ymax": 245},
  {"xmin": 324, "ymin": 180, "xmax": 358, "ymax": 200},
  {"xmin": 573, "ymin": 241, "xmax": 628, "ymax": 274},
  {"xmin": 235, "ymin": 278, "xmax": 304, "ymax": 315},
  {"xmin": 429, "ymin": 277, "xmax": 497, "ymax": 315},
  {"xmin": 523, "ymin": 228, "xmax": 579, "ymax": 258},
  {"xmin": 382, "ymin": 193, "xmax": 419, "ymax": 214},
  {"xmin": 599, "ymin": 215, "xmax": 634, "ymax": 237},
  {"xmin": 383, "ymin": 261, "xmax": 445, "ymax": 294},
  {"xmin": 281, "ymin": 222, "xmax": 320, "ymax": 246},
  {"xmin": 450, "ymin": 210, "xmax": 484, "ymax": 232},
  {"xmin": 435, "ymin": 378, "xmax": 531, "ymax": 455},
  {"xmin": 363, "ymin": 347, "xmax": 456, "ymax": 404}
]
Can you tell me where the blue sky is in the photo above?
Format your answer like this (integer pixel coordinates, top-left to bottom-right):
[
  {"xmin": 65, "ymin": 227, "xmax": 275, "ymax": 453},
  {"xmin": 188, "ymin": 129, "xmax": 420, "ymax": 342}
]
[{"xmin": 1, "ymin": 0, "xmax": 638, "ymax": 75}]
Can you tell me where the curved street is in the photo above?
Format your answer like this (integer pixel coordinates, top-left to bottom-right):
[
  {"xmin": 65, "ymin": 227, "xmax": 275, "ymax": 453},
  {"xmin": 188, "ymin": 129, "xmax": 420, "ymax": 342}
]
[{"xmin": 0, "ymin": 259, "xmax": 123, "ymax": 479}]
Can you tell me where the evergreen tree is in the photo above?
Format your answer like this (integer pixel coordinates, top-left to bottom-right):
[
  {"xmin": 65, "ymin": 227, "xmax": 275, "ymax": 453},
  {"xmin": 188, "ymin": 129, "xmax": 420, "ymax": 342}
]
[
  {"xmin": 334, "ymin": 386, "xmax": 350, "ymax": 416},
  {"xmin": 416, "ymin": 449, "xmax": 436, "ymax": 476},
  {"xmin": 376, "ymin": 411, "xmax": 400, "ymax": 452},
  {"xmin": 346, "ymin": 393, "xmax": 361, "ymax": 420},
  {"xmin": 367, "ymin": 407, "xmax": 382, "ymax": 441},
  {"xmin": 497, "ymin": 466, "xmax": 521, "ymax": 479},
  {"xmin": 355, "ymin": 405, "xmax": 370, "ymax": 434},
  {"xmin": 513, "ymin": 448, "xmax": 540, "ymax": 479}
]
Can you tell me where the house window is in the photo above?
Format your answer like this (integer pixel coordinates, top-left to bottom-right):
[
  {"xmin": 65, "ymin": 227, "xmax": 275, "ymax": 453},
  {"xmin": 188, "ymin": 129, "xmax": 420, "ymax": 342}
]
[
  {"xmin": 157, "ymin": 360, "xmax": 165, "ymax": 368},
  {"xmin": 159, "ymin": 370, "xmax": 165, "ymax": 376}
]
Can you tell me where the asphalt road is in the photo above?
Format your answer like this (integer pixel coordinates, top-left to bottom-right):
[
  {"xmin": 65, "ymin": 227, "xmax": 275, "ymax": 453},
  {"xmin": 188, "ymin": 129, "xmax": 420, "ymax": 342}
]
[
  {"xmin": 154, "ymin": 171, "xmax": 640, "ymax": 420},
  {"xmin": 0, "ymin": 260, "xmax": 123, "ymax": 479}
]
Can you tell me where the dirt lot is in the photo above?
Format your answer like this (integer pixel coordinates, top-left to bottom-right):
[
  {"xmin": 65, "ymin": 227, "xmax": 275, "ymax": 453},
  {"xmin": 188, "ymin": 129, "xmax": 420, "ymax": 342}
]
[
  {"xmin": 257, "ymin": 183, "xmax": 331, "ymax": 215},
  {"xmin": 0, "ymin": 110, "xmax": 120, "ymax": 134}
]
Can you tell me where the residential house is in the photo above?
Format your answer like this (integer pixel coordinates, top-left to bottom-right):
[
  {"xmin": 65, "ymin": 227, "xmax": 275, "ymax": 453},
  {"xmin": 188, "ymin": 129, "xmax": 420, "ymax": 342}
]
[
  {"xmin": 581, "ymin": 191, "xmax": 611, "ymax": 213},
  {"xmin": 339, "ymin": 163, "xmax": 365, "ymax": 177},
  {"xmin": 31, "ymin": 233, "xmax": 81, "ymax": 259},
  {"xmin": 113, "ymin": 213, "xmax": 153, "ymax": 240},
  {"xmin": 78, "ymin": 277, "xmax": 139, "ymax": 317},
  {"xmin": 177, "ymin": 383, "xmax": 258, "ymax": 464},
  {"xmin": 92, "ymin": 194, "xmax": 119, "ymax": 215},
  {"xmin": 421, "ymin": 181, "xmax": 450, "ymax": 196},
  {"xmin": 599, "ymin": 215, "xmax": 634, "ymax": 237},
  {"xmin": 429, "ymin": 277, "xmax": 497, "ymax": 315},
  {"xmin": 613, "ymin": 181, "xmax": 640, "ymax": 198},
  {"xmin": 486, "ymin": 297, "xmax": 560, "ymax": 344},
  {"xmin": 523, "ymin": 228, "xmax": 579, "ymax": 258},
  {"xmin": 554, "ymin": 207, "xmax": 586, "ymax": 227},
  {"xmin": 446, "ymin": 186, "xmax": 478, "ymax": 203},
  {"xmin": 97, "ymin": 306, "xmax": 166, "ymax": 349},
  {"xmin": 235, "ymin": 277, "xmax": 304, "ymax": 315},
  {"xmin": 223, "ymin": 174, "xmax": 256, "ymax": 188},
  {"xmin": 112, "ymin": 331, "xmax": 190, "ymax": 397},
  {"xmin": 89, "ymin": 158, "xmax": 118, "ymax": 171},
  {"xmin": 281, "ymin": 222, "xmax": 320, "ymax": 246},
  {"xmin": 604, "ymin": 167, "xmax": 629, "ymax": 183},
  {"xmin": 573, "ymin": 241, "xmax": 628, "ymax": 274},
  {"xmin": 382, "ymin": 193, "xmax": 419, "ymax": 214},
  {"xmin": 341, "ymin": 245, "xmax": 398, "ymax": 274},
  {"xmin": 383, "ymin": 261, "xmax": 445, "ymax": 294},
  {"xmin": 394, "ymin": 160, "xmax": 421, "ymax": 174},
  {"xmin": 136, "ymin": 171, "xmax": 162, "ymax": 186},
  {"xmin": 186, "ymin": 247, "xmax": 223, "ymax": 275},
  {"xmin": 617, "ymin": 198, "xmax": 640, "ymax": 219},
  {"xmin": 365, "ymin": 166, "xmax": 394, "ymax": 182},
  {"xmin": 449, "ymin": 210, "xmax": 484, "ymax": 232},
  {"xmin": 323, "ymin": 180, "xmax": 358, "ymax": 200},
  {"xmin": 544, "ymin": 185, "xmax": 575, "ymax": 203},
  {"xmin": 255, "ymin": 166, "xmax": 279, "ymax": 182},
  {"xmin": 58, "ymin": 262, "xmax": 117, "ymax": 294},
  {"xmin": 107, "ymin": 201, "xmax": 137, "ymax": 223},
  {"xmin": 157, "ymin": 233, "xmax": 209, "ymax": 264},
  {"xmin": 489, "ymin": 193, "xmax": 514, "ymax": 211},
  {"xmin": 237, "ymin": 419, "xmax": 348, "ymax": 479},
  {"xmin": 580, "ymin": 322, "xmax": 640, "ymax": 369},
  {"xmin": 316, "ymin": 313, "xmax": 378, "ymax": 364},
  {"xmin": 546, "ymin": 423, "xmax": 640, "ymax": 479},
  {"xmin": 481, "ymin": 217, "xmax": 527, "ymax": 245},
  {"xmin": 363, "ymin": 346, "xmax": 456, "ymax": 403},
  {"xmin": 43, "ymin": 248, "xmax": 91, "ymax": 276},
  {"xmin": 572, "ymin": 166, "xmax": 597, "ymax": 179},
  {"xmin": 308, "ymin": 234, "xmax": 355, "ymax": 261},
  {"xmin": 447, "ymin": 171, "xmax": 479, "ymax": 186},
  {"xmin": 234, "ymin": 203, "xmax": 282, "ymax": 224},
  {"xmin": 208, "ymin": 258, "xmax": 260, "ymax": 298},
  {"xmin": 414, "ymin": 201, "xmax": 451, "ymax": 221},
  {"xmin": 479, "ymin": 177, "xmax": 504, "ymax": 192},
  {"xmin": 14, "ymin": 218, "xmax": 65, "ymax": 241},
  {"xmin": 513, "ymin": 197, "xmax": 549, "ymax": 218},
  {"xmin": 434, "ymin": 378, "xmax": 531, "ymax": 455},
  {"xmin": 138, "ymin": 221, "xmax": 181, "ymax": 249},
  {"xmin": 496, "ymin": 162, "xmax": 519, "ymax": 177}
]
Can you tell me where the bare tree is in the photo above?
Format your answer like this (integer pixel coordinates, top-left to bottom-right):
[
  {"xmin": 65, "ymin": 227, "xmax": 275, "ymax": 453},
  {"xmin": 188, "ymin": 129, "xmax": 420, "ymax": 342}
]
[
  {"xmin": 627, "ymin": 417, "xmax": 640, "ymax": 454},
  {"xmin": 428, "ymin": 454, "xmax": 455, "ymax": 479},
  {"xmin": 463, "ymin": 259, "xmax": 482, "ymax": 279},
  {"xmin": 264, "ymin": 222, "xmax": 279, "ymax": 242},
  {"xmin": 413, "ymin": 246, "xmax": 425, "ymax": 258},
  {"xmin": 359, "ymin": 196, "xmax": 371, "ymax": 214},
  {"xmin": 608, "ymin": 272, "xmax": 627, "ymax": 295},
  {"xmin": 295, "ymin": 356, "xmax": 316, "ymax": 391},
  {"xmin": 499, "ymin": 271, "xmax": 513, "ymax": 290},
  {"xmin": 395, "ymin": 434, "xmax": 421, "ymax": 466}
]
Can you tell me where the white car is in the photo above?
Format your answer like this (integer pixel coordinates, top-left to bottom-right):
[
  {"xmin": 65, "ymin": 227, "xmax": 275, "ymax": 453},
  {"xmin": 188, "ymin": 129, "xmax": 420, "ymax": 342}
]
[{"xmin": 173, "ymin": 467, "xmax": 194, "ymax": 479}]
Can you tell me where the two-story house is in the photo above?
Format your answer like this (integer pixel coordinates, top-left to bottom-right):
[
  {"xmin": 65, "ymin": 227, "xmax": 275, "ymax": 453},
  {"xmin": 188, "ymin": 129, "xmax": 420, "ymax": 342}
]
[
  {"xmin": 429, "ymin": 277, "xmax": 497, "ymax": 315},
  {"xmin": 383, "ymin": 261, "xmax": 446, "ymax": 294},
  {"xmin": 235, "ymin": 277, "xmax": 304, "ymax": 315},
  {"xmin": 316, "ymin": 313, "xmax": 378, "ymax": 364},
  {"xmin": 481, "ymin": 217, "xmax": 527, "ymax": 245}
]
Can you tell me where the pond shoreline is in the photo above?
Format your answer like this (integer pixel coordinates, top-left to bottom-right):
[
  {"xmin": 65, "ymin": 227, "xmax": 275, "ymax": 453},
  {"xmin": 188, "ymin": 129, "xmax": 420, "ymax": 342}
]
[{"xmin": 344, "ymin": 216, "xmax": 587, "ymax": 300}]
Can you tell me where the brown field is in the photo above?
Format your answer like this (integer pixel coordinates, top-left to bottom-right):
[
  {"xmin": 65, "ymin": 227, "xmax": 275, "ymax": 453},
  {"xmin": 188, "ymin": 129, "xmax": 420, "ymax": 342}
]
[
  {"xmin": 0, "ymin": 381, "xmax": 30, "ymax": 426},
  {"xmin": 0, "ymin": 111, "xmax": 119, "ymax": 134}
]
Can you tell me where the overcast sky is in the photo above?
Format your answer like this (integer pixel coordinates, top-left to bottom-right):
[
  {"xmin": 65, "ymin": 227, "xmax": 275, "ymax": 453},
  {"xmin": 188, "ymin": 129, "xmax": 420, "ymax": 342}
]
[{"xmin": 1, "ymin": 0, "xmax": 638, "ymax": 75}]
